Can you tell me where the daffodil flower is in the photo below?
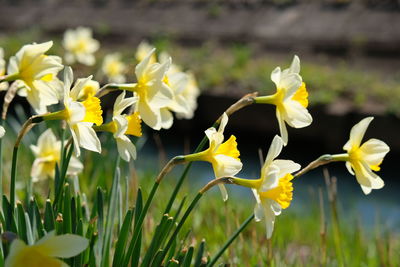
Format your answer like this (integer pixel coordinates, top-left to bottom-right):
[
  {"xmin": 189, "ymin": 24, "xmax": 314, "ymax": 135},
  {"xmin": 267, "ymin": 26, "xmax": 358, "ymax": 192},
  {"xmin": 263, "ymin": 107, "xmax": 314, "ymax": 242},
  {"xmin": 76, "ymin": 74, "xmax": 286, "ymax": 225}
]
[
  {"xmin": 43, "ymin": 67, "xmax": 103, "ymax": 156},
  {"xmin": 185, "ymin": 113, "xmax": 243, "ymax": 201},
  {"xmin": 30, "ymin": 129, "xmax": 83, "ymax": 182},
  {"xmin": 231, "ymin": 135, "xmax": 301, "ymax": 238},
  {"xmin": 102, "ymin": 53, "xmax": 127, "ymax": 83},
  {"xmin": 5, "ymin": 231, "xmax": 88, "ymax": 267},
  {"xmin": 341, "ymin": 117, "xmax": 390, "ymax": 194},
  {"xmin": 63, "ymin": 27, "xmax": 99, "ymax": 66},
  {"xmin": 94, "ymin": 91, "xmax": 142, "ymax": 161},
  {"xmin": 256, "ymin": 56, "xmax": 312, "ymax": 145},
  {"xmin": 136, "ymin": 43, "xmax": 200, "ymax": 122},
  {"xmin": 117, "ymin": 48, "xmax": 173, "ymax": 130},
  {"xmin": 6, "ymin": 41, "xmax": 64, "ymax": 113}
]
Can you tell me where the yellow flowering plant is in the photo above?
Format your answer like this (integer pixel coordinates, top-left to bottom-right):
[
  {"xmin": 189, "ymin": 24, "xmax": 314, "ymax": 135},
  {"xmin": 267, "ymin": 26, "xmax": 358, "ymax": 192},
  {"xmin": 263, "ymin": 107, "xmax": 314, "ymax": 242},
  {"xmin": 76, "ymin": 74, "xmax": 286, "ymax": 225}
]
[{"xmin": 0, "ymin": 32, "xmax": 393, "ymax": 267}]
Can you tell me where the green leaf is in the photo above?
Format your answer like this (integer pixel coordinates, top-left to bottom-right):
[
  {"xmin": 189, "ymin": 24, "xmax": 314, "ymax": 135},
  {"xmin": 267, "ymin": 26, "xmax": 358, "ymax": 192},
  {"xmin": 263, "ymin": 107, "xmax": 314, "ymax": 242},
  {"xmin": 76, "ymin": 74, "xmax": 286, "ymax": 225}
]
[
  {"xmin": 62, "ymin": 184, "xmax": 72, "ymax": 234},
  {"xmin": 112, "ymin": 209, "xmax": 134, "ymax": 267},
  {"xmin": 194, "ymin": 240, "xmax": 206, "ymax": 267},
  {"xmin": 182, "ymin": 247, "xmax": 194, "ymax": 267},
  {"xmin": 43, "ymin": 199, "xmax": 55, "ymax": 232},
  {"xmin": 16, "ymin": 203, "xmax": 27, "ymax": 243},
  {"xmin": 125, "ymin": 188, "xmax": 143, "ymax": 267}
]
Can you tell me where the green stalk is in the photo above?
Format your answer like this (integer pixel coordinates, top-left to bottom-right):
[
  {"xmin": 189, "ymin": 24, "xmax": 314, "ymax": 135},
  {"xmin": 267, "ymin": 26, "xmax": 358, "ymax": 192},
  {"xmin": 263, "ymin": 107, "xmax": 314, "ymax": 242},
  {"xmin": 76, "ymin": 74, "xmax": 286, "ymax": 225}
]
[
  {"xmin": 0, "ymin": 119, "xmax": 4, "ymax": 207},
  {"xmin": 207, "ymin": 214, "xmax": 254, "ymax": 266},
  {"xmin": 10, "ymin": 115, "xmax": 43, "ymax": 212}
]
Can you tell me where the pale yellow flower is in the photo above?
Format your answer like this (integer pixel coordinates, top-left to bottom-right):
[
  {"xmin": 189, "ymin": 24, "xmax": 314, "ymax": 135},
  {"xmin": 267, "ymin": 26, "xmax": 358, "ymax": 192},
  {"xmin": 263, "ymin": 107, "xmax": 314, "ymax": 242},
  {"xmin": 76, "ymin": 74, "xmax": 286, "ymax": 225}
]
[
  {"xmin": 231, "ymin": 135, "xmax": 300, "ymax": 238},
  {"xmin": 30, "ymin": 129, "xmax": 83, "ymax": 182},
  {"xmin": 185, "ymin": 113, "xmax": 242, "ymax": 201},
  {"xmin": 94, "ymin": 91, "xmax": 142, "ymax": 162},
  {"xmin": 119, "ymin": 48, "xmax": 173, "ymax": 130},
  {"xmin": 256, "ymin": 56, "xmax": 312, "ymax": 145},
  {"xmin": 63, "ymin": 27, "xmax": 99, "ymax": 66},
  {"xmin": 5, "ymin": 231, "xmax": 88, "ymax": 267},
  {"xmin": 6, "ymin": 41, "xmax": 64, "ymax": 113},
  {"xmin": 102, "ymin": 53, "xmax": 127, "ymax": 83},
  {"xmin": 44, "ymin": 67, "xmax": 103, "ymax": 157},
  {"xmin": 343, "ymin": 117, "xmax": 390, "ymax": 194}
]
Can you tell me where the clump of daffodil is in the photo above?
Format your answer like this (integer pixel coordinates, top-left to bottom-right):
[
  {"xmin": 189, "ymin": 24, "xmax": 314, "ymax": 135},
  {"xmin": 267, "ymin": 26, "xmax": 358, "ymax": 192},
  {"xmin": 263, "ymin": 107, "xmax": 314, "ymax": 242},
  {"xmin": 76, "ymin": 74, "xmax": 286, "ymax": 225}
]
[
  {"xmin": 184, "ymin": 113, "xmax": 242, "ymax": 201},
  {"xmin": 30, "ymin": 129, "xmax": 83, "ymax": 182},
  {"xmin": 102, "ymin": 53, "xmax": 127, "ymax": 83},
  {"xmin": 94, "ymin": 91, "xmax": 142, "ymax": 161},
  {"xmin": 339, "ymin": 117, "xmax": 389, "ymax": 194},
  {"xmin": 135, "ymin": 43, "xmax": 200, "ymax": 127},
  {"xmin": 5, "ymin": 41, "xmax": 64, "ymax": 113},
  {"xmin": 256, "ymin": 56, "xmax": 312, "ymax": 145},
  {"xmin": 0, "ymin": 47, "xmax": 8, "ymax": 91},
  {"xmin": 77, "ymin": 79, "xmax": 100, "ymax": 101},
  {"xmin": 63, "ymin": 27, "xmax": 99, "ymax": 66},
  {"xmin": 117, "ymin": 48, "xmax": 173, "ymax": 130},
  {"xmin": 5, "ymin": 231, "xmax": 88, "ymax": 267},
  {"xmin": 43, "ymin": 67, "xmax": 103, "ymax": 156},
  {"xmin": 230, "ymin": 135, "xmax": 301, "ymax": 238}
]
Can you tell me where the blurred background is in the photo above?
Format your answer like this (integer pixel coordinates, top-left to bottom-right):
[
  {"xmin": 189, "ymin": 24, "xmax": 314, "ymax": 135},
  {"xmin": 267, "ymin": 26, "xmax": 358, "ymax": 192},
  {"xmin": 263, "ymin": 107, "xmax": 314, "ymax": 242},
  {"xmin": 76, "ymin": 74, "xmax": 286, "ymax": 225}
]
[{"xmin": 0, "ymin": 0, "xmax": 399, "ymax": 264}]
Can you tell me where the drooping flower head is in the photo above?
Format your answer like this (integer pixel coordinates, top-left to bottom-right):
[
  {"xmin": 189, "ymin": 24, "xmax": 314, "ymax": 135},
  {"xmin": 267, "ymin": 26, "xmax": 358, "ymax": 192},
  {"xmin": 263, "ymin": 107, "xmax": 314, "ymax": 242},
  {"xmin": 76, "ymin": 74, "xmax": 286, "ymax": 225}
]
[
  {"xmin": 30, "ymin": 129, "xmax": 83, "ymax": 182},
  {"xmin": 231, "ymin": 135, "xmax": 300, "ymax": 238},
  {"xmin": 102, "ymin": 53, "xmax": 127, "ymax": 83},
  {"xmin": 185, "ymin": 113, "xmax": 242, "ymax": 201},
  {"xmin": 44, "ymin": 67, "xmax": 103, "ymax": 157},
  {"xmin": 94, "ymin": 91, "xmax": 142, "ymax": 162},
  {"xmin": 257, "ymin": 56, "xmax": 312, "ymax": 145},
  {"xmin": 343, "ymin": 117, "xmax": 390, "ymax": 194},
  {"xmin": 63, "ymin": 27, "xmax": 99, "ymax": 66},
  {"xmin": 6, "ymin": 41, "xmax": 64, "ymax": 113},
  {"xmin": 5, "ymin": 231, "xmax": 88, "ymax": 267}
]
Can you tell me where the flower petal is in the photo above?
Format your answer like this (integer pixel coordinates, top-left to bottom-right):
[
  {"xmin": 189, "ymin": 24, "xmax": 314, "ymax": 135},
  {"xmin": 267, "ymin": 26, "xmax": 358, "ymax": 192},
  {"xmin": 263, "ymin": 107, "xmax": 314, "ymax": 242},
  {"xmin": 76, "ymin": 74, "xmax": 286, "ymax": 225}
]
[
  {"xmin": 343, "ymin": 117, "xmax": 374, "ymax": 151},
  {"xmin": 35, "ymin": 232, "xmax": 89, "ymax": 258}
]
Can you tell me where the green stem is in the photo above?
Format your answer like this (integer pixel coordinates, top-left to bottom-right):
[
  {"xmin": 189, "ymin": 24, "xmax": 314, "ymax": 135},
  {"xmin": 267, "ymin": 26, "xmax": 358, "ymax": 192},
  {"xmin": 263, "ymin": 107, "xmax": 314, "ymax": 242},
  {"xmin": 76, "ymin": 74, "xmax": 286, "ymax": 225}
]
[
  {"xmin": 10, "ymin": 146, "xmax": 18, "ymax": 211},
  {"xmin": 207, "ymin": 214, "xmax": 254, "ymax": 266},
  {"xmin": 10, "ymin": 115, "xmax": 43, "ymax": 211},
  {"xmin": 0, "ymin": 73, "xmax": 20, "ymax": 83}
]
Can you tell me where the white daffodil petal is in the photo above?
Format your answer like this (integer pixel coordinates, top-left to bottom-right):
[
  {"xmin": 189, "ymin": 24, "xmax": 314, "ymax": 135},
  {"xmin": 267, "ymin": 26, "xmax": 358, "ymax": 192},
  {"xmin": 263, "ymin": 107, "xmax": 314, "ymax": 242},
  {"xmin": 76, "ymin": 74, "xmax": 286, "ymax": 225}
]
[
  {"xmin": 116, "ymin": 136, "xmax": 137, "ymax": 162},
  {"xmin": 160, "ymin": 108, "xmax": 174, "ymax": 129},
  {"xmin": 75, "ymin": 123, "xmax": 101, "ymax": 154},
  {"xmin": 359, "ymin": 138, "xmax": 390, "ymax": 166},
  {"xmin": 260, "ymin": 164, "xmax": 280, "ymax": 192},
  {"xmin": 273, "ymin": 159, "xmax": 301, "ymax": 178},
  {"xmin": 271, "ymin": 67, "xmax": 281, "ymax": 86},
  {"xmin": 263, "ymin": 135, "xmax": 284, "ymax": 170},
  {"xmin": 344, "ymin": 117, "xmax": 374, "ymax": 151},
  {"xmin": 36, "ymin": 233, "xmax": 89, "ymax": 258},
  {"xmin": 218, "ymin": 184, "xmax": 229, "ymax": 202},
  {"xmin": 276, "ymin": 109, "xmax": 288, "ymax": 146},
  {"xmin": 212, "ymin": 154, "xmax": 242, "ymax": 178},
  {"xmin": 283, "ymin": 100, "xmax": 313, "ymax": 128}
]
